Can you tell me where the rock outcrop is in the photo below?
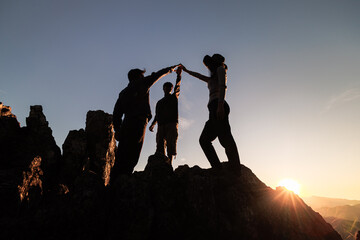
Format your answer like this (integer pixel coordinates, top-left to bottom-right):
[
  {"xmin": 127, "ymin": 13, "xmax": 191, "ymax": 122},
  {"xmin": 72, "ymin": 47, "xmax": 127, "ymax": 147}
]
[
  {"xmin": 61, "ymin": 129, "xmax": 88, "ymax": 188},
  {"xmin": 0, "ymin": 104, "xmax": 61, "ymax": 216},
  {"xmin": 85, "ymin": 110, "xmax": 116, "ymax": 186},
  {"xmin": 1, "ymin": 156, "xmax": 342, "ymax": 240},
  {"xmin": 60, "ymin": 110, "xmax": 116, "ymax": 188},
  {"xmin": 0, "ymin": 103, "xmax": 342, "ymax": 240},
  {"xmin": 24, "ymin": 105, "xmax": 62, "ymax": 191}
]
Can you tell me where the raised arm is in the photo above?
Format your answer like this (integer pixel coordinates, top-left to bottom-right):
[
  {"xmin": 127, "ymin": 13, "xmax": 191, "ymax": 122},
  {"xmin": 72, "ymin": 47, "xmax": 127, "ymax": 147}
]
[
  {"xmin": 183, "ymin": 66, "xmax": 211, "ymax": 83},
  {"xmin": 145, "ymin": 64, "xmax": 181, "ymax": 88},
  {"xmin": 173, "ymin": 67, "xmax": 182, "ymax": 98}
]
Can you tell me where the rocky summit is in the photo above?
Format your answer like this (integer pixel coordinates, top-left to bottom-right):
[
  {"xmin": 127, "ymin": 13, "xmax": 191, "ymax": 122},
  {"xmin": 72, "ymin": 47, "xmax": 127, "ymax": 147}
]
[{"xmin": 0, "ymin": 103, "xmax": 342, "ymax": 240}]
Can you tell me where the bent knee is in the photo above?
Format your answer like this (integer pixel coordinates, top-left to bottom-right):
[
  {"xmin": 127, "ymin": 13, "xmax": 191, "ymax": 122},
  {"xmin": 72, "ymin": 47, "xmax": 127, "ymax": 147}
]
[{"xmin": 199, "ymin": 135, "xmax": 210, "ymax": 147}]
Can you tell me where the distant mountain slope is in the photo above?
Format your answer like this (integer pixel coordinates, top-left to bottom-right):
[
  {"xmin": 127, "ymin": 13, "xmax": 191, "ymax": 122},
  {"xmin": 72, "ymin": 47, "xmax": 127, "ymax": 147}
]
[
  {"xmin": 324, "ymin": 217, "xmax": 360, "ymax": 240},
  {"xmin": 304, "ymin": 196, "xmax": 360, "ymax": 210},
  {"xmin": 304, "ymin": 197, "xmax": 360, "ymax": 240},
  {"xmin": 318, "ymin": 204, "xmax": 360, "ymax": 221}
]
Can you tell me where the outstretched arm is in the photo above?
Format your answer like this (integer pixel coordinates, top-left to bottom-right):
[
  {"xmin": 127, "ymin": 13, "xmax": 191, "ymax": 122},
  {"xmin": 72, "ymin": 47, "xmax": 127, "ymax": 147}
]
[
  {"xmin": 182, "ymin": 66, "xmax": 211, "ymax": 83},
  {"xmin": 173, "ymin": 67, "xmax": 182, "ymax": 98},
  {"xmin": 145, "ymin": 64, "xmax": 181, "ymax": 88}
]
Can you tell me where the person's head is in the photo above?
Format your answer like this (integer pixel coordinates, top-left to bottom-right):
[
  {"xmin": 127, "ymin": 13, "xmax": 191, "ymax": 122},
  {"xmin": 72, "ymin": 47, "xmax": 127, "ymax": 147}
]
[
  {"xmin": 203, "ymin": 54, "xmax": 227, "ymax": 74},
  {"xmin": 128, "ymin": 68, "xmax": 146, "ymax": 82},
  {"xmin": 163, "ymin": 82, "xmax": 173, "ymax": 94}
]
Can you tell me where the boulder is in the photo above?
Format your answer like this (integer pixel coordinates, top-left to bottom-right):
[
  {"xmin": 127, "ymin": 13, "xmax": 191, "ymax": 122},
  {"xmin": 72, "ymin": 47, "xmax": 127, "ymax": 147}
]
[{"xmin": 85, "ymin": 110, "xmax": 116, "ymax": 186}]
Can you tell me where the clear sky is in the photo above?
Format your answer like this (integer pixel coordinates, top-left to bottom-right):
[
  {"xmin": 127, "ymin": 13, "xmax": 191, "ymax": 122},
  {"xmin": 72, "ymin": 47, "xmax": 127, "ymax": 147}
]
[{"xmin": 1, "ymin": 0, "xmax": 359, "ymax": 200}]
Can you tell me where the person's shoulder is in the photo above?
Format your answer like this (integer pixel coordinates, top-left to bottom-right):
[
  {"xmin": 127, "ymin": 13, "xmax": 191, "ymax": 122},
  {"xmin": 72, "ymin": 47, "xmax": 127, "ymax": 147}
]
[
  {"xmin": 157, "ymin": 96, "xmax": 166, "ymax": 104},
  {"xmin": 217, "ymin": 65, "xmax": 226, "ymax": 72}
]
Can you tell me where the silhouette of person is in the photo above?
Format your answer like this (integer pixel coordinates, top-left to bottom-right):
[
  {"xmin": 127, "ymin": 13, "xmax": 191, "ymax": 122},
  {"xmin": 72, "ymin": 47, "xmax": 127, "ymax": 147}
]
[
  {"xmin": 356, "ymin": 230, "xmax": 360, "ymax": 240},
  {"xmin": 182, "ymin": 54, "xmax": 241, "ymax": 171},
  {"xmin": 112, "ymin": 64, "xmax": 180, "ymax": 180},
  {"xmin": 149, "ymin": 66, "xmax": 182, "ymax": 165}
]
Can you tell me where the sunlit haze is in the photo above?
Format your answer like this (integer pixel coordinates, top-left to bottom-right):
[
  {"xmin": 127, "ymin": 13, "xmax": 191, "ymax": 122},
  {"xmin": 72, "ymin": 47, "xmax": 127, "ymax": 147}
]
[{"xmin": 1, "ymin": 0, "xmax": 359, "ymax": 200}]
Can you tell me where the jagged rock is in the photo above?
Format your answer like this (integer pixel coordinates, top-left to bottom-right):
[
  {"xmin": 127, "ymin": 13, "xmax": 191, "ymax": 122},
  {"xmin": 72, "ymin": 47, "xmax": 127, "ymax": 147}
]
[
  {"xmin": 1, "ymin": 154, "xmax": 342, "ymax": 240},
  {"xmin": 22, "ymin": 105, "xmax": 61, "ymax": 191},
  {"xmin": 0, "ymin": 102, "xmax": 20, "ymax": 138},
  {"xmin": 61, "ymin": 129, "xmax": 88, "ymax": 187},
  {"xmin": 105, "ymin": 157, "xmax": 341, "ymax": 240},
  {"xmin": 0, "ymin": 104, "xmax": 61, "ymax": 217},
  {"xmin": 26, "ymin": 105, "xmax": 49, "ymax": 131},
  {"xmin": 144, "ymin": 153, "xmax": 174, "ymax": 178},
  {"xmin": 85, "ymin": 110, "xmax": 116, "ymax": 186},
  {"xmin": 17, "ymin": 156, "xmax": 43, "ymax": 210},
  {"xmin": 0, "ymin": 102, "xmax": 17, "ymax": 118},
  {"xmin": 0, "ymin": 102, "xmax": 21, "ymax": 166},
  {"xmin": 0, "ymin": 104, "xmax": 343, "ymax": 240}
]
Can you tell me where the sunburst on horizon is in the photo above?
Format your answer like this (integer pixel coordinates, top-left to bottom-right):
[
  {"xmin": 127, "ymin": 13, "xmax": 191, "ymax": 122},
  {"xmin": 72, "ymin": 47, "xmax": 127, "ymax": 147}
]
[{"xmin": 277, "ymin": 178, "xmax": 301, "ymax": 195}]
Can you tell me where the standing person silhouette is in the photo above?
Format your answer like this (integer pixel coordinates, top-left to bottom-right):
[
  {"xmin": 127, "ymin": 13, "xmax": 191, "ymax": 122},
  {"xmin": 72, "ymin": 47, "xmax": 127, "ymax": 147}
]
[
  {"xmin": 112, "ymin": 64, "xmax": 180, "ymax": 181},
  {"xmin": 149, "ymin": 66, "xmax": 182, "ymax": 165},
  {"xmin": 182, "ymin": 54, "xmax": 241, "ymax": 171}
]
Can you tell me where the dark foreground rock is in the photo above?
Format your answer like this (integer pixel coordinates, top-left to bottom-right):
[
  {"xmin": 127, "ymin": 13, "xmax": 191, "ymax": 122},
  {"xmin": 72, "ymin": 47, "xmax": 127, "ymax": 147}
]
[
  {"xmin": 0, "ymin": 104, "xmax": 61, "ymax": 216},
  {"xmin": 0, "ymin": 103, "xmax": 341, "ymax": 240},
  {"xmin": 1, "ymin": 155, "xmax": 341, "ymax": 240}
]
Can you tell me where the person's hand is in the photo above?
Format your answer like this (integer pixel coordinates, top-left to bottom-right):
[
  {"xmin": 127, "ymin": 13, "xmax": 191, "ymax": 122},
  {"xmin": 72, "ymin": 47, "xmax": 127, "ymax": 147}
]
[
  {"xmin": 176, "ymin": 65, "xmax": 183, "ymax": 75},
  {"xmin": 216, "ymin": 102, "xmax": 225, "ymax": 120},
  {"xmin": 149, "ymin": 124, "xmax": 155, "ymax": 132},
  {"xmin": 170, "ymin": 64, "xmax": 181, "ymax": 72},
  {"xmin": 180, "ymin": 64, "xmax": 188, "ymax": 72}
]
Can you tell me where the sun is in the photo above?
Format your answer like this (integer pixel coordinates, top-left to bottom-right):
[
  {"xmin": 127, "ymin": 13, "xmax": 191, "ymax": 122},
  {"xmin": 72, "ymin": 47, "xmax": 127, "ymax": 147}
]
[{"xmin": 277, "ymin": 179, "xmax": 301, "ymax": 195}]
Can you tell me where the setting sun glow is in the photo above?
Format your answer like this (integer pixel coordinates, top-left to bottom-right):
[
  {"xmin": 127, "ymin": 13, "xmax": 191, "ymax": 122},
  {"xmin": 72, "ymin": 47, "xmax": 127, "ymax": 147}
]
[{"xmin": 277, "ymin": 179, "xmax": 301, "ymax": 195}]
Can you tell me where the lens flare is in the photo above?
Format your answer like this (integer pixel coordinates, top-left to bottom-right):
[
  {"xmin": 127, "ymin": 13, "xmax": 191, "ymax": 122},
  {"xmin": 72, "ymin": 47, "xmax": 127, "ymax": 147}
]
[{"xmin": 277, "ymin": 179, "xmax": 301, "ymax": 195}]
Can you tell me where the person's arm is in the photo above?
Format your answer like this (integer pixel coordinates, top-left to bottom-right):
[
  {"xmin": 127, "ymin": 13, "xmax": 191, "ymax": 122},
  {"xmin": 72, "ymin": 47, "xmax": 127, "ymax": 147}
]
[
  {"xmin": 113, "ymin": 94, "xmax": 124, "ymax": 140},
  {"xmin": 216, "ymin": 66, "xmax": 227, "ymax": 120},
  {"xmin": 183, "ymin": 66, "xmax": 211, "ymax": 83},
  {"xmin": 149, "ymin": 116, "xmax": 157, "ymax": 132},
  {"xmin": 173, "ymin": 67, "xmax": 182, "ymax": 98},
  {"xmin": 145, "ymin": 64, "xmax": 181, "ymax": 88},
  {"xmin": 217, "ymin": 66, "xmax": 227, "ymax": 103}
]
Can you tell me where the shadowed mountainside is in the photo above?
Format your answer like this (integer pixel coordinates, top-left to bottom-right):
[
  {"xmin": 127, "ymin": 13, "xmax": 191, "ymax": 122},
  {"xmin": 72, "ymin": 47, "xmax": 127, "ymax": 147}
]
[
  {"xmin": 304, "ymin": 196, "xmax": 360, "ymax": 239},
  {"xmin": 0, "ymin": 103, "xmax": 342, "ymax": 240},
  {"xmin": 324, "ymin": 217, "xmax": 360, "ymax": 240},
  {"xmin": 317, "ymin": 204, "xmax": 360, "ymax": 240}
]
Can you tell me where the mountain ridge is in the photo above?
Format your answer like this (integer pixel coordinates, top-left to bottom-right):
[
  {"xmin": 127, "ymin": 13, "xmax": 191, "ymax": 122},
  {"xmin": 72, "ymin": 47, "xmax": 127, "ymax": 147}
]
[
  {"xmin": 0, "ymin": 103, "xmax": 342, "ymax": 240},
  {"xmin": 304, "ymin": 196, "xmax": 360, "ymax": 210}
]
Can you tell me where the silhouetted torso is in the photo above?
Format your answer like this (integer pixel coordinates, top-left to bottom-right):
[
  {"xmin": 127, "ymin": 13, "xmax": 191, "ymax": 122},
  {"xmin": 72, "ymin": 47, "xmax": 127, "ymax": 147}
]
[{"xmin": 155, "ymin": 94, "xmax": 178, "ymax": 125}]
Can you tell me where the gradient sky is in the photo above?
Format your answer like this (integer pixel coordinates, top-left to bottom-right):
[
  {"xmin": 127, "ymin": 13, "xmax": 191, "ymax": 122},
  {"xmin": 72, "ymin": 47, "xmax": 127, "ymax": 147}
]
[{"xmin": 1, "ymin": 0, "xmax": 359, "ymax": 200}]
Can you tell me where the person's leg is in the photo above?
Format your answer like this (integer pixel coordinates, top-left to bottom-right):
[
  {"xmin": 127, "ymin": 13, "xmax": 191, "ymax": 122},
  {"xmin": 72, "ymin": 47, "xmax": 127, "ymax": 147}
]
[
  {"xmin": 111, "ymin": 121, "xmax": 133, "ymax": 183},
  {"xmin": 155, "ymin": 125, "xmax": 166, "ymax": 155},
  {"xmin": 127, "ymin": 118, "xmax": 148, "ymax": 172},
  {"xmin": 112, "ymin": 118, "xmax": 147, "ymax": 180},
  {"xmin": 217, "ymin": 102, "xmax": 241, "ymax": 169},
  {"xmin": 199, "ymin": 119, "xmax": 221, "ymax": 168},
  {"xmin": 166, "ymin": 122, "xmax": 178, "ymax": 165},
  {"xmin": 217, "ymin": 119, "xmax": 241, "ymax": 169}
]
